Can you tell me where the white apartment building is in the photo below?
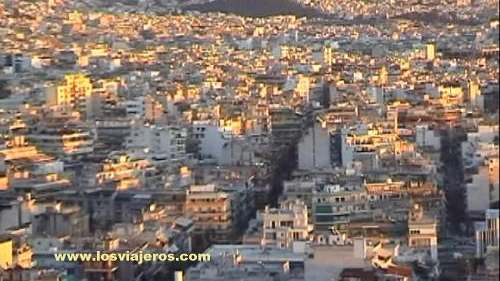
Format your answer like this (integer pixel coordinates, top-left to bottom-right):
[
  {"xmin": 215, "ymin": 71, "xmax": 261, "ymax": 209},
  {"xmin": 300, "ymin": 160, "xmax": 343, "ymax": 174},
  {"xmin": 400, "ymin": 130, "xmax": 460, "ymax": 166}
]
[
  {"xmin": 475, "ymin": 209, "xmax": 500, "ymax": 258},
  {"xmin": 262, "ymin": 199, "xmax": 310, "ymax": 249},
  {"xmin": 415, "ymin": 124, "xmax": 441, "ymax": 150},
  {"xmin": 193, "ymin": 121, "xmax": 257, "ymax": 165},
  {"xmin": 125, "ymin": 123, "xmax": 187, "ymax": 162},
  {"xmin": 466, "ymin": 161, "xmax": 497, "ymax": 213},
  {"xmin": 297, "ymin": 122, "xmax": 331, "ymax": 171},
  {"xmin": 408, "ymin": 204, "xmax": 439, "ymax": 261}
]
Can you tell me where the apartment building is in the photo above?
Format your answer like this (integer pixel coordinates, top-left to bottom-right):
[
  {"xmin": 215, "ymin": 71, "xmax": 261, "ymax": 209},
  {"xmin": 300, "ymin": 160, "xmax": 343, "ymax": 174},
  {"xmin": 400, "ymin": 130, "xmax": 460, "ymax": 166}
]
[
  {"xmin": 268, "ymin": 106, "xmax": 302, "ymax": 148},
  {"xmin": 407, "ymin": 204, "xmax": 438, "ymax": 261},
  {"xmin": 0, "ymin": 136, "xmax": 70, "ymax": 198},
  {"xmin": 185, "ymin": 184, "xmax": 234, "ymax": 242},
  {"xmin": 313, "ymin": 185, "xmax": 370, "ymax": 233},
  {"xmin": 0, "ymin": 234, "xmax": 33, "ymax": 271},
  {"xmin": 262, "ymin": 199, "xmax": 310, "ymax": 249},
  {"xmin": 475, "ymin": 209, "xmax": 500, "ymax": 258},
  {"xmin": 187, "ymin": 245, "xmax": 305, "ymax": 281},
  {"xmin": 46, "ymin": 74, "xmax": 92, "ymax": 108},
  {"xmin": 32, "ymin": 203, "xmax": 89, "ymax": 237},
  {"xmin": 95, "ymin": 153, "xmax": 157, "ymax": 190},
  {"xmin": 125, "ymin": 123, "xmax": 187, "ymax": 162},
  {"xmin": 28, "ymin": 126, "xmax": 94, "ymax": 161}
]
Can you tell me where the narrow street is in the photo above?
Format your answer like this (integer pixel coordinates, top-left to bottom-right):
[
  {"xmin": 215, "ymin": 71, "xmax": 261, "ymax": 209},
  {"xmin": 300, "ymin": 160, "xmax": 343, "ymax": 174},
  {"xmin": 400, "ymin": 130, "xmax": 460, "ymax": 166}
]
[
  {"xmin": 439, "ymin": 127, "xmax": 470, "ymax": 281},
  {"xmin": 269, "ymin": 143, "xmax": 298, "ymax": 207},
  {"xmin": 440, "ymin": 128, "xmax": 467, "ymax": 235}
]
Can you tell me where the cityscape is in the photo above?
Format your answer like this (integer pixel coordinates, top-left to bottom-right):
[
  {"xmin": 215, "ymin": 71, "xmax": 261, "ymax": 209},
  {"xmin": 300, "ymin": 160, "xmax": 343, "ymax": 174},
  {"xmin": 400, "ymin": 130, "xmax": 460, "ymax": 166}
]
[{"xmin": 0, "ymin": 0, "xmax": 498, "ymax": 280}]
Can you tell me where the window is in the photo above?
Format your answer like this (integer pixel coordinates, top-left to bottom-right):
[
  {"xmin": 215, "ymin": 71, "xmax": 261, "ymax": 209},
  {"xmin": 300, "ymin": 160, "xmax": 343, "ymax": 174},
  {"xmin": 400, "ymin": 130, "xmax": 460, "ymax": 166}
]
[{"xmin": 265, "ymin": 233, "xmax": 277, "ymax": 240}]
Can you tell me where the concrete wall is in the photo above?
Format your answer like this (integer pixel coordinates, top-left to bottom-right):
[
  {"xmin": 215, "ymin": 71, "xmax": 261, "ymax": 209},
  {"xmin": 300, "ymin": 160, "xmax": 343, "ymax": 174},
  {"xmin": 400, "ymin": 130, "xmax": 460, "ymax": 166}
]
[
  {"xmin": 298, "ymin": 123, "xmax": 331, "ymax": 170},
  {"xmin": 467, "ymin": 166, "xmax": 491, "ymax": 213}
]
